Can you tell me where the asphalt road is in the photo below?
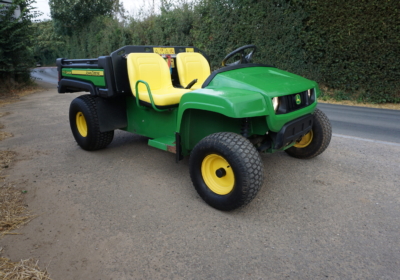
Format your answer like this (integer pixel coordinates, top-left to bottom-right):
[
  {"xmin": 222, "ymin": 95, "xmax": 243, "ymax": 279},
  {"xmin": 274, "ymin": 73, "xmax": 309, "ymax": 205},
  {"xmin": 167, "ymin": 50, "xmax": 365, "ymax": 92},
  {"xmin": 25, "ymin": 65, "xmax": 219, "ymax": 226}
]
[
  {"xmin": 318, "ymin": 103, "xmax": 400, "ymax": 144},
  {"xmin": 0, "ymin": 71, "xmax": 398, "ymax": 279},
  {"xmin": 31, "ymin": 67, "xmax": 58, "ymax": 85}
]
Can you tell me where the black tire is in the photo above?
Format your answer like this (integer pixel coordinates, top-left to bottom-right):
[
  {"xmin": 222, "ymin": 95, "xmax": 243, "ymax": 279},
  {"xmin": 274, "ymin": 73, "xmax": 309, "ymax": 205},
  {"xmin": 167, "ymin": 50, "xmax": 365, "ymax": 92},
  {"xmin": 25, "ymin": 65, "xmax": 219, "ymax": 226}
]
[
  {"xmin": 69, "ymin": 95, "xmax": 114, "ymax": 151},
  {"xmin": 285, "ymin": 108, "xmax": 332, "ymax": 159},
  {"xmin": 189, "ymin": 132, "xmax": 264, "ymax": 211}
]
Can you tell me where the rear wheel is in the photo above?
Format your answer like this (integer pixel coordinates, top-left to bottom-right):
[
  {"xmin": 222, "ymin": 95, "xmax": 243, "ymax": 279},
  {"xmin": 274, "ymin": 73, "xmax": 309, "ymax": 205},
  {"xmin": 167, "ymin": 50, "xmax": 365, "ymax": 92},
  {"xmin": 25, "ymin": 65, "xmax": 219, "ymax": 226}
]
[
  {"xmin": 285, "ymin": 108, "xmax": 331, "ymax": 159},
  {"xmin": 69, "ymin": 95, "xmax": 114, "ymax": 151},
  {"xmin": 189, "ymin": 132, "xmax": 264, "ymax": 211}
]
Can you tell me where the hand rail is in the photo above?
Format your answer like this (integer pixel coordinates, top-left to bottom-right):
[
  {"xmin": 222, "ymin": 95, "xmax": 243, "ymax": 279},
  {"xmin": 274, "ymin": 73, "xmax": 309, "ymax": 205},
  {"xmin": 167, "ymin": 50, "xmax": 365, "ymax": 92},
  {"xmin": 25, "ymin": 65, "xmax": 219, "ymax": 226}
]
[{"xmin": 134, "ymin": 80, "xmax": 167, "ymax": 112}]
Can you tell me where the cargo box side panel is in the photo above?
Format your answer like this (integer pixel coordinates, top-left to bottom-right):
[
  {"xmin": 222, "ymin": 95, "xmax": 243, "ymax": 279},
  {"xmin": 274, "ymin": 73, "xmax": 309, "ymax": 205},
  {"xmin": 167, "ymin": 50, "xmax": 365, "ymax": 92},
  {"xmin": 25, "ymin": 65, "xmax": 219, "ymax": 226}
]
[{"xmin": 61, "ymin": 68, "xmax": 106, "ymax": 87}]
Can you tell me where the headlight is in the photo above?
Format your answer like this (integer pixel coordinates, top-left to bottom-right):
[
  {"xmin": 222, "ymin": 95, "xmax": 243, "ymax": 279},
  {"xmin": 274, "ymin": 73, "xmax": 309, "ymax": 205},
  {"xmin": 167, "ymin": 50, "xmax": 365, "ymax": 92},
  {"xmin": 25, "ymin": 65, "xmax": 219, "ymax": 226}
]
[
  {"xmin": 272, "ymin": 97, "xmax": 279, "ymax": 111},
  {"xmin": 308, "ymin": 89, "xmax": 312, "ymax": 98}
]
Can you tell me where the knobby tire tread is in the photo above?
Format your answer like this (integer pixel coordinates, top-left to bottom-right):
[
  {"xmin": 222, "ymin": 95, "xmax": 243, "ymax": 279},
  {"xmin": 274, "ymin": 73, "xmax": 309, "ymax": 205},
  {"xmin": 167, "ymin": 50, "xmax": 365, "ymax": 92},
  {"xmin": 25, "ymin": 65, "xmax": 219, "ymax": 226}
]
[
  {"xmin": 190, "ymin": 132, "xmax": 264, "ymax": 210},
  {"xmin": 70, "ymin": 95, "xmax": 114, "ymax": 151}
]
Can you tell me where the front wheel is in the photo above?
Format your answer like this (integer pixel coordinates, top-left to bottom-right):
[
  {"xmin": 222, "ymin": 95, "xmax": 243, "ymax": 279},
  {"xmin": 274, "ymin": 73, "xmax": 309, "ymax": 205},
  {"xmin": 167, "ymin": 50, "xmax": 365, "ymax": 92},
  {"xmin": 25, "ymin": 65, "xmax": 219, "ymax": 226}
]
[
  {"xmin": 189, "ymin": 132, "xmax": 264, "ymax": 211},
  {"xmin": 285, "ymin": 108, "xmax": 332, "ymax": 159},
  {"xmin": 69, "ymin": 95, "xmax": 114, "ymax": 151}
]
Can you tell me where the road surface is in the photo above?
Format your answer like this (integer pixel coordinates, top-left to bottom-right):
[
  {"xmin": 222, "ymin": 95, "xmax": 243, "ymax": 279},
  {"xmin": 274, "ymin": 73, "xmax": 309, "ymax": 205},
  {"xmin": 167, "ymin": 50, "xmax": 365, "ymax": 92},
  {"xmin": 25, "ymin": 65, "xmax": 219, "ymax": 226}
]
[{"xmin": 0, "ymin": 71, "xmax": 398, "ymax": 279}]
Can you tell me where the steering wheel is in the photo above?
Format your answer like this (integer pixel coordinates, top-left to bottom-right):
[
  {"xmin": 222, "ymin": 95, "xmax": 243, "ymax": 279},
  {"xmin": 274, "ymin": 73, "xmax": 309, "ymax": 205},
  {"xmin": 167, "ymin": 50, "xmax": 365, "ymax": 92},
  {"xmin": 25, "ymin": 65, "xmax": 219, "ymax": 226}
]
[{"xmin": 221, "ymin": 45, "xmax": 257, "ymax": 67}]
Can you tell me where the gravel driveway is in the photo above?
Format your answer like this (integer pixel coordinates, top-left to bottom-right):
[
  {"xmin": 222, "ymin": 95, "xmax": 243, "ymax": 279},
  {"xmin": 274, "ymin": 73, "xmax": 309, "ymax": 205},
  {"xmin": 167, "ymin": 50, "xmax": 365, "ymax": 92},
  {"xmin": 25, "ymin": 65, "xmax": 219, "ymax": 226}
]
[{"xmin": 1, "ymin": 84, "xmax": 399, "ymax": 279}]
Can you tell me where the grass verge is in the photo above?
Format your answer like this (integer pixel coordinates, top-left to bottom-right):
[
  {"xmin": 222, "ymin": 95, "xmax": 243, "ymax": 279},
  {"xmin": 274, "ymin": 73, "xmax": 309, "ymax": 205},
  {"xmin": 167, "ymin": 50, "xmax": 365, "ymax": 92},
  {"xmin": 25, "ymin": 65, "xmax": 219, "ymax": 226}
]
[
  {"xmin": 0, "ymin": 256, "xmax": 51, "ymax": 280},
  {"xmin": 0, "ymin": 150, "xmax": 51, "ymax": 279},
  {"xmin": 0, "ymin": 82, "xmax": 42, "ymax": 107},
  {"xmin": 319, "ymin": 86, "xmax": 400, "ymax": 110},
  {"xmin": 0, "ymin": 182, "xmax": 35, "ymax": 237}
]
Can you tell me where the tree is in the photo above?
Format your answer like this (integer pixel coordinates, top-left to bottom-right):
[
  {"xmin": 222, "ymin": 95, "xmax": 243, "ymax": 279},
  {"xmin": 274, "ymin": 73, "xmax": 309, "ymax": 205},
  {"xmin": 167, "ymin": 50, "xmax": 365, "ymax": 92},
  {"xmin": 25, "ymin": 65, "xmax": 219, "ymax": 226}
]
[
  {"xmin": 0, "ymin": 0, "xmax": 40, "ymax": 85},
  {"xmin": 49, "ymin": 0, "xmax": 121, "ymax": 36},
  {"xmin": 33, "ymin": 20, "xmax": 65, "ymax": 65}
]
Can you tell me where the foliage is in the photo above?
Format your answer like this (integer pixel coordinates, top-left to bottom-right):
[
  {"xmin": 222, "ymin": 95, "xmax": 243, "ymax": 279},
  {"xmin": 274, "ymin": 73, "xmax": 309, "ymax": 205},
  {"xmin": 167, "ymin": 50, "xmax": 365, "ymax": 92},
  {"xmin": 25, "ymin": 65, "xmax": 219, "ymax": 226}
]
[
  {"xmin": 49, "ymin": 0, "xmax": 121, "ymax": 35},
  {"xmin": 191, "ymin": 0, "xmax": 310, "ymax": 74},
  {"xmin": 59, "ymin": 16, "xmax": 130, "ymax": 59},
  {"xmin": 0, "ymin": 0, "xmax": 39, "ymax": 85},
  {"xmin": 33, "ymin": 20, "xmax": 65, "ymax": 65},
  {"xmin": 36, "ymin": 0, "xmax": 399, "ymax": 103},
  {"xmin": 300, "ymin": 0, "xmax": 400, "ymax": 103}
]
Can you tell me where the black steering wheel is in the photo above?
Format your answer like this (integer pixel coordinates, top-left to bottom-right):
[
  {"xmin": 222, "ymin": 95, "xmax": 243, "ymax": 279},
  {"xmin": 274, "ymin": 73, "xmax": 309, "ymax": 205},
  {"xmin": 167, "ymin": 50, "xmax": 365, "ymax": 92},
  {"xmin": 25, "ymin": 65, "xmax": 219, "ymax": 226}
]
[{"xmin": 221, "ymin": 45, "xmax": 257, "ymax": 67}]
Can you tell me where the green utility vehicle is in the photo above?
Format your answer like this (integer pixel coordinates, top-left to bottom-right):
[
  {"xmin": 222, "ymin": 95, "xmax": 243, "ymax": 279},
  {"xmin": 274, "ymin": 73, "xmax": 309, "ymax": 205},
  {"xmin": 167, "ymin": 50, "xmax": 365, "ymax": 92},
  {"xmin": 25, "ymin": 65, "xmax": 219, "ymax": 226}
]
[{"xmin": 57, "ymin": 45, "xmax": 332, "ymax": 211}]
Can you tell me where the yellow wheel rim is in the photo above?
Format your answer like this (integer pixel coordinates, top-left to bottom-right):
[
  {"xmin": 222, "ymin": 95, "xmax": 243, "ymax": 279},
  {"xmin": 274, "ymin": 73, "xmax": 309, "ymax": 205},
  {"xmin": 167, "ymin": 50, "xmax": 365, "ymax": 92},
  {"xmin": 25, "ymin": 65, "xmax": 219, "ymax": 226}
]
[
  {"xmin": 294, "ymin": 130, "xmax": 313, "ymax": 148},
  {"xmin": 76, "ymin": 112, "xmax": 88, "ymax": 137},
  {"xmin": 201, "ymin": 154, "xmax": 235, "ymax": 195}
]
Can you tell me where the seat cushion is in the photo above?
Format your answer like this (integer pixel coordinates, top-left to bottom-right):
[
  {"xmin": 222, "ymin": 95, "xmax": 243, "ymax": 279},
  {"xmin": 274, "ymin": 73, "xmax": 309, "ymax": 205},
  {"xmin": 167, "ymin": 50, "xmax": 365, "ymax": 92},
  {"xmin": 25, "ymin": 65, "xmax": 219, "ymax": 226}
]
[{"xmin": 138, "ymin": 87, "xmax": 190, "ymax": 106}]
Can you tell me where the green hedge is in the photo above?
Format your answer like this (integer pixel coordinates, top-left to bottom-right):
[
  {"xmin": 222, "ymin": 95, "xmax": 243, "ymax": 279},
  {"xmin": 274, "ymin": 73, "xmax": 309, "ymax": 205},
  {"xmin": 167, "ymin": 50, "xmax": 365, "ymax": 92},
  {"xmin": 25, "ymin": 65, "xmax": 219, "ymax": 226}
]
[
  {"xmin": 0, "ymin": 0, "xmax": 37, "ymax": 85},
  {"xmin": 40, "ymin": 0, "xmax": 399, "ymax": 103},
  {"xmin": 299, "ymin": 0, "xmax": 400, "ymax": 103}
]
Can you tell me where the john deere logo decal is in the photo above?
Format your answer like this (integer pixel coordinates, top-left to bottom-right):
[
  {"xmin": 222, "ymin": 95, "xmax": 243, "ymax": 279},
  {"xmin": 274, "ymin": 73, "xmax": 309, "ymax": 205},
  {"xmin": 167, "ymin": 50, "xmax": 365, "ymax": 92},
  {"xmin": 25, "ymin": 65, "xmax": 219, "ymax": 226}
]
[{"xmin": 295, "ymin": 94, "xmax": 301, "ymax": 105}]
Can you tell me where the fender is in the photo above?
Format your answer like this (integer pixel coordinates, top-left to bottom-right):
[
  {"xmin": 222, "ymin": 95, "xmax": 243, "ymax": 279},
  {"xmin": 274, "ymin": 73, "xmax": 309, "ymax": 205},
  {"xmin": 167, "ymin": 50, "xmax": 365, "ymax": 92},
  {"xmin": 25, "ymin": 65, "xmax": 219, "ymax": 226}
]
[
  {"xmin": 58, "ymin": 78, "xmax": 96, "ymax": 95},
  {"xmin": 176, "ymin": 87, "xmax": 269, "ymax": 132}
]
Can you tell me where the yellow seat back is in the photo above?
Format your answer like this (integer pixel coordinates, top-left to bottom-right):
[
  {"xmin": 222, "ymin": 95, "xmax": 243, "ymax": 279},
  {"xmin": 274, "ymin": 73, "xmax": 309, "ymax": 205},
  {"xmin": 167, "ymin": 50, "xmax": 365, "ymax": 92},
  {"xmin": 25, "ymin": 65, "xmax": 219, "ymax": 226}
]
[
  {"xmin": 127, "ymin": 52, "xmax": 173, "ymax": 94},
  {"xmin": 127, "ymin": 53, "xmax": 189, "ymax": 106},
  {"xmin": 176, "ymin": 52, "xmax": 211, "ymax": 90}
]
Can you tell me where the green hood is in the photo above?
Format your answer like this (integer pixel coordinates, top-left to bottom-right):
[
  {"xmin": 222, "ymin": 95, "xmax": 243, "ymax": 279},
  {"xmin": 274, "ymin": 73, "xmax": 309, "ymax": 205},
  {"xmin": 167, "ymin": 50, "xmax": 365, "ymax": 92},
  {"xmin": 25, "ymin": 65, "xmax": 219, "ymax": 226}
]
[{"xmin": 206, "ymin": 66, "xmax": 317, "ymax": 97}]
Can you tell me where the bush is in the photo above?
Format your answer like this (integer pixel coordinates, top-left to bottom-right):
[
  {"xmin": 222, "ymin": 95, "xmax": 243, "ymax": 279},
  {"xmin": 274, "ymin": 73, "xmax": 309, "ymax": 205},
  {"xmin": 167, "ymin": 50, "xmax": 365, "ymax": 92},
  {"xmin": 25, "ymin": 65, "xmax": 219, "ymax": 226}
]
[
  {"xmin": 37, "ymin": 0, "xmax": 399, "ymax": 103},
  {"xmin": 0, "ymin": 0, "xmax": 39, "ymax": 86},
  {"xmin": 300, "ymin": 0, "xmax": 400, "ymax": 103}
]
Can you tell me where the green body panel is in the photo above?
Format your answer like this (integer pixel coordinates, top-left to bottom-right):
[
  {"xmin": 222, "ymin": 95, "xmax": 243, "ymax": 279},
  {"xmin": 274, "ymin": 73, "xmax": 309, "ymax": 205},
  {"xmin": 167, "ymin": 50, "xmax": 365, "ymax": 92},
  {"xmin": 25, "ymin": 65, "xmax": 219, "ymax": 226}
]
[
  {"xmin": 251, "ymin": 116, "xmax": 270, "ymax": 135},
  {"xmin": 179, "ymin": 109, "xmax": 243, "ymax": 155},
  {"xmin": 148, "ymin": 136, "xmax": 176, "ymax": 151},
  {"xmin": 125, "ymin": 96, "xmax": 178, "ymax": 139},
  {"xmin": 176, "ymin": 87, "xmax": 268, "ymax": 132},
  {"xmin": 207, "ymin": 67, "xmax": 317, "ymax": 97},
  {"xmin": 203, "ymin": 67, "xmax": 318, "ymax": 132},
  {"xmin": 62, "ymin": 68, "xmax": 106, "ymax": 87}
]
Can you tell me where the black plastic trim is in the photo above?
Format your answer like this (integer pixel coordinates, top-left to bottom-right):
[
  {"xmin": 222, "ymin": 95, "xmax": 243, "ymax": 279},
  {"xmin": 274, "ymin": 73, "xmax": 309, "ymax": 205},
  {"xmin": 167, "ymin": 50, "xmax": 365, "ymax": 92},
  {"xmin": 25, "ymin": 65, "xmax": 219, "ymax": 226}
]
[
  {"xmin": 276, "ymin": 89, "xmax": 316, "ymax": 115},
  {"xmin": 202, "ymin": 63, "xmax": 275, "ymax": 88},
  {"xmin": 58, "ymin": 78, "xmax": 97, "ymax": 95},
  {"xmin": 175, "ymin": 132, "xmax": 183, "ymax": 163},
  {"xmin": 270, "ymin": 114, "xmax": 314, "ymax": 150},
  {"xmin": 95, "ymin": 97, "xmax": 127, "ymax": 132},
  {"xmin": 56, "ymin": 58, "xmax": 100, "ymax": 69},
  {"xmin": 98, "ymin": 56, "xmax": 118, "ymax": 98}
]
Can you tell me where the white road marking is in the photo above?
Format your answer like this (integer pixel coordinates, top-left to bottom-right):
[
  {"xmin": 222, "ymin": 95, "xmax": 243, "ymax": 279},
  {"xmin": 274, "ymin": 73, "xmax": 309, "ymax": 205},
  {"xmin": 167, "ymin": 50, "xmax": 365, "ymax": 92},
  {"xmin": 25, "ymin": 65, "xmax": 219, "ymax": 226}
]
[{"xmin": 333, "ymin": 133, "xmax": 400, "ymax": 147}]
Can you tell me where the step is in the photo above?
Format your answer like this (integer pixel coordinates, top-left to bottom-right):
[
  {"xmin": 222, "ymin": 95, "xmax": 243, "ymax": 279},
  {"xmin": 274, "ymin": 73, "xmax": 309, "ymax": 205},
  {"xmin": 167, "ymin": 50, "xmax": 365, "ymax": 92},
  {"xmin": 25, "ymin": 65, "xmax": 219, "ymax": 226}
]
[{"xmin": 148, "ymin": 136, "xmax": 176, "ymax": 153}]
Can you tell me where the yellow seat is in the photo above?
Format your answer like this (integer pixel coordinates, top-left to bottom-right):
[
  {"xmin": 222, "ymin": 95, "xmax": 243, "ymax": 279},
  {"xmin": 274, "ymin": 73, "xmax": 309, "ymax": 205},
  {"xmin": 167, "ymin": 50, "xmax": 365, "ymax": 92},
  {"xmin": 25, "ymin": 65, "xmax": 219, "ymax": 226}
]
[
  {"xmin": 127, "ymin": 53, "xmax": 190, "ymax": 107},
  {"xmin": 176, "ymin": 52, "xmax": 211, "ymax": 90}
]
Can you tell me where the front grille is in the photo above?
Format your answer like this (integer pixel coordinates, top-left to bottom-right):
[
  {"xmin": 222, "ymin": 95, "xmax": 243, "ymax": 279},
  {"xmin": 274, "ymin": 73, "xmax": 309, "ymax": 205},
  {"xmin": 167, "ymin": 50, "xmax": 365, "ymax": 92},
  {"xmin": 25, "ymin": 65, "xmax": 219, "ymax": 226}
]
[{"xmin": 276, "ymin": 89, "xmax": 315, "ymax": 114}]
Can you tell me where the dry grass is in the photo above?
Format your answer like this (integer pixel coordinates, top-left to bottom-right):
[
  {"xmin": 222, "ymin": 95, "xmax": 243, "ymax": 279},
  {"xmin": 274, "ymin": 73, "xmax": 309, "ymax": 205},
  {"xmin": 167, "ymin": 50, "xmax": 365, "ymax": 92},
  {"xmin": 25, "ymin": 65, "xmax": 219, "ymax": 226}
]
[
  {"xmin": 0, "ymin": 149, "xmax": 50, "ymax": 279},
  {"xmin": 0, "ymin": 84, "xmax": 42, "ymax": 107},
  {"xmin": 0, "ymin": 112, "xmax": 13, "ymax": 141},
  {"xmin": 0, "ymin": 151, "xmax": 16, "ymax": 180},
  {"xmin": 0, "ymin": 183, "xmax": 35, "ymax": 237},
  {"xmin": 0, "ymin": 151, "xmax": 35, "ymax": 236},
  {"xmin": 318, "ymin": 86, "xmax": 400, "ymax": 110},
  {"xmin": 0, "ymin": 132, "xmax": 13, "ymax": 142},
  {"xmin": 318, "ymin": 98, "xmax": 400, "ymax": 110},
  {"xmin": 0, "ymin": 257, "xmax": 51, "ymax": 280}
]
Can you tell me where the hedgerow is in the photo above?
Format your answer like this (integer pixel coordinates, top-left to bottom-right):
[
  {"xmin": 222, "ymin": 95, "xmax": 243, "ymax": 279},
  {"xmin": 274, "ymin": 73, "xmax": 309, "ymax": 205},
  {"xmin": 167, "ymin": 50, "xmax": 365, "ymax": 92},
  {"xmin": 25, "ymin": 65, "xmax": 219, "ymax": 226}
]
[{"xmin": 35, "ymin": 0, "xmax": 400, "ymax": 103}]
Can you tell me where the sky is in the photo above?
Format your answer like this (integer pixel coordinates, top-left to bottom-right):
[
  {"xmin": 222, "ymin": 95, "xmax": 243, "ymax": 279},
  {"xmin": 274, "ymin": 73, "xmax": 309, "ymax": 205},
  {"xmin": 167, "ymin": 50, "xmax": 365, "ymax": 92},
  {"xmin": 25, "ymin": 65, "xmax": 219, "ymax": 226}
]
[{"xmin": 33, "ymin": 0, "xmax": 159, "ymax": 21}]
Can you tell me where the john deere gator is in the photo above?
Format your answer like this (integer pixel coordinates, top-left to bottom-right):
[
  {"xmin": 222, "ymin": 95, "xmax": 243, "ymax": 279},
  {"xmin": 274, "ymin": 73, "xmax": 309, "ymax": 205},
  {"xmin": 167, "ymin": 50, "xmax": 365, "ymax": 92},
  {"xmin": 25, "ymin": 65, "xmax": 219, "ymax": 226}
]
[{"xmin": 56, "ymin": 44, "xmax": 332, "ymax": 210}]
